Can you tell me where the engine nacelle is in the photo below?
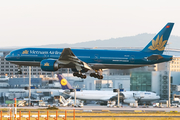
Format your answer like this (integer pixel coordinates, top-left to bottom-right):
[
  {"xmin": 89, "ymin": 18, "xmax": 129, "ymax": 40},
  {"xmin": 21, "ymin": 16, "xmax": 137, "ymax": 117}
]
[
  {"xmin": 40, "ymin": 59, "xmax": 59, "ymax": 71},
  {"xmin": 123, "ymin": 98, "xmax": 136, "ymax": 103}
]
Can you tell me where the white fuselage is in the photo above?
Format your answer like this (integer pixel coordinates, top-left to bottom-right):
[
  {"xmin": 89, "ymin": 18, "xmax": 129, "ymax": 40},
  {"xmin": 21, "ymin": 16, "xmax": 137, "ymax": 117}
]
[
  {"xmin": 59, "ymin": 90, "xmax": 160, "ymax": 102},
  {"xmin": 59, "ymin": 90, "xmax": 116, "ymax": 101},
  {"xmin": 122, "ymin": 91, "xmax": 160, "ymax": 102}
]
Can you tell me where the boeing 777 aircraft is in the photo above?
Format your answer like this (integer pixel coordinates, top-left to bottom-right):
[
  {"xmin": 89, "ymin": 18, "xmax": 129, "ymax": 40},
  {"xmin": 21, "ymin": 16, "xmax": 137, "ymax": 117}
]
[
  {"xmin": 58, "ymin": 74, "xmax": 160, "ymax": 103},
  {"xmin": 5, "ymin": 23, "xmax": 174, "ymax": 79}
]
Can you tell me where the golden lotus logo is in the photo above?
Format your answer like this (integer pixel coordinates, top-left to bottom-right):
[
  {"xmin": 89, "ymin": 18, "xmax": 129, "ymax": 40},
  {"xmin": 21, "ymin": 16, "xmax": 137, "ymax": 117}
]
[
  {"xmin": 148, "ymin": 35, "xmax": 167, "ymax": 51},
  {"xmin": 61, "ymin": 79, "xmax": 67, "ymax": 86},
  {"xmin": 44, "ymin": 62, "xmax": 49, "ymax": 66},
  {"xmin": 22, "ymin": 50, "xmax": 29, "ymax": 54}
]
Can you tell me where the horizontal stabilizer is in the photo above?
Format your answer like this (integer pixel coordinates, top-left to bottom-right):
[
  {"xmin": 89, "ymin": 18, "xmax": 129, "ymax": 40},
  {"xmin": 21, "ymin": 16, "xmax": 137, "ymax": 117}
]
[{"xmin": 147, "ymin": 54, "xmax": 163, "ymax": 60}]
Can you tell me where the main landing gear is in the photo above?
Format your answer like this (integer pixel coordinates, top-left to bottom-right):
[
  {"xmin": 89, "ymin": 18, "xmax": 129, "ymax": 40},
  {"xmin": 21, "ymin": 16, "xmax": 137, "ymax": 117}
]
[
  {"xmin": 90, "ymin": 73, "xmax": 103, "ymax": 79},
  {"xmin": 73, "ymin": 72, "xmax": 87, "ymax": 79},
  {"xmin": 73, "ymin": 69, "xmax": 103, "ymax": 80},
  {"xmin": 90, "ymin": 69, "xmax": 103, "ymax": 79}
]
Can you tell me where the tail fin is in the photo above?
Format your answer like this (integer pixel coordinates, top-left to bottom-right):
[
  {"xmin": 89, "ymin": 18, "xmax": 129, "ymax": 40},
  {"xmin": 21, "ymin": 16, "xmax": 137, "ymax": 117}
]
[
  {"xmin": 57, "ymin": 74, "xmax": 73, "ymax": 90},
  {"xmin": 141, "ymin": 22, "xmax": 174, "ymax": 54}
]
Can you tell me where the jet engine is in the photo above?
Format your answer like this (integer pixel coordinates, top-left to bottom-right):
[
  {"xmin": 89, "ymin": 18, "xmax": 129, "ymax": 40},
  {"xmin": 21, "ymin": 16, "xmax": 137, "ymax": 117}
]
[
  {"xmin": 40, "ymin": 59, "xmax": 59, "ymax": 71},
  {"xmin": 123, "ymin": 98, "xmax": 136, "ymax": 103}
]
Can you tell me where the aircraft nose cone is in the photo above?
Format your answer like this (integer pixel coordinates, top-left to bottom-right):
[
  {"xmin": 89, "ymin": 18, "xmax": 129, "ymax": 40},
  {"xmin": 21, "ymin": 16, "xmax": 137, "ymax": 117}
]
[{"xmin": 5, "ymin": 55, "xmax": 10, "ymax": 60}]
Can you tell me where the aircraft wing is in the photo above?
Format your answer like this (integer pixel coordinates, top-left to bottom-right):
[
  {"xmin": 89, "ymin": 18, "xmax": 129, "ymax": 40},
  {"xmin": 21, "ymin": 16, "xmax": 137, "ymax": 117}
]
[
  {"xmin": 58, "ymin": 48, "xmax": 92, "ymax": 71},
  {"xmin": 147, "ymin": 54, "xmax": 163, "ymax": 60}
]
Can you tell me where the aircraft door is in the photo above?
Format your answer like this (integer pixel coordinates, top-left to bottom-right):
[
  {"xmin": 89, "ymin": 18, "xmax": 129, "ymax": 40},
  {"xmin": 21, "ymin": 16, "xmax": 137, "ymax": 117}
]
[
  {"xmin": 44, "ymin": 54, "xmax": 49, "ymax": 59},
  {"xmin": 16, "ymin": 51, "xmax": 21, "ymax": 59},
  {"xmin": 130, "ymin": 55, "xmax": 135, "ymax": 63},
  {"xmin": 94, "ymin": 54, "xmax": 99, "ymax": 62}
]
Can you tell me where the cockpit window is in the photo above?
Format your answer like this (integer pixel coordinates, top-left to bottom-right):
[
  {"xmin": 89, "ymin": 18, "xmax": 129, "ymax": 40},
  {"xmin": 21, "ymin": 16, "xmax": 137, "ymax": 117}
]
[{"xmin": 8, "ymin": 52, "xmax": 15, "ymax": 56}]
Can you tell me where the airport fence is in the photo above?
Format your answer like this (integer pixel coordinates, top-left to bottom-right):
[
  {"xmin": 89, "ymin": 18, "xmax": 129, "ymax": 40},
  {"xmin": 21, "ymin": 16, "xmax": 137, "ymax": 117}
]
[{"xmin": 0, "ymin": 109, "xmax": 77, "ymax": 120}]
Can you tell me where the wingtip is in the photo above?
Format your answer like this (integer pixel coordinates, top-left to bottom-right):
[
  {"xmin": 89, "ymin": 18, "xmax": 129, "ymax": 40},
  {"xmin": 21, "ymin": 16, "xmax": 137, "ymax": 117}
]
[{"xmin": 167, "ymin": 22, "xmax": 174, "ymax": 25}]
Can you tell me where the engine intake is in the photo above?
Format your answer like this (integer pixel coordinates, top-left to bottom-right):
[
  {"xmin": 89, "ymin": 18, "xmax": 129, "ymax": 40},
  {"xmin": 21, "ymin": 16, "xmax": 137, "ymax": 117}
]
[{"xmin": 40, "ymin": 59, "xmax": 59, "ymax": 71}]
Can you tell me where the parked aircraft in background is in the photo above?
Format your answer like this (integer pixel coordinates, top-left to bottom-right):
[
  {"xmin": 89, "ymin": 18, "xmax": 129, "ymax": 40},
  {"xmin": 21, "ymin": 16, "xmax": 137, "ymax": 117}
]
[
  {"xmin": 5, "ymin": 23, "xmax": 174, "ymax": 79},
  {"xmin": 58, "ymin": 74, "xmax": 117, "ymax": 101},
  {"xmin": 58, "ymin": 74, "xmax": 160, "ymax": 104}
]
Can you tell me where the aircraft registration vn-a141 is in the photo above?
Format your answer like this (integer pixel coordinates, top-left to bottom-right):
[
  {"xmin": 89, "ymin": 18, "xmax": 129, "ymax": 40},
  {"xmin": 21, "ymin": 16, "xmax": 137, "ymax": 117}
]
[{"xmin": 5, "ymin": 23, "xmax": 174, "ymax": 79}]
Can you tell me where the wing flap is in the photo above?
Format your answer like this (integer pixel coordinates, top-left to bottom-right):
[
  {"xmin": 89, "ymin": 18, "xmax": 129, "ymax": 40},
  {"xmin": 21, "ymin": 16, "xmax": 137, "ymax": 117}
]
[{"xmin": 58, "ymin": 48, "xmax": 92, "ymax": 70}]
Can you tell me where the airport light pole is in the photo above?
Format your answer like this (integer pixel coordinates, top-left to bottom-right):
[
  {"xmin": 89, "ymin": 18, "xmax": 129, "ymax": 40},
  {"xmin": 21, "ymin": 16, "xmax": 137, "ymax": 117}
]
[
  {"xmin": 74, "ymin": 89, "xmax": 76, "ymax": 105},
  {"xmin": 113, "ymin": 89, "xmax": 119, "ymax": 107},
  {"xmin": 167, "ymin": 43, "xmax": 171, "ymax": 108},
  {"xmin": 168, "ymin": 62, "xmax": 171, "ymax": 108},
  {"xmin": 29, "ymin": 66, "xmax": 31, "ymax": 107},
  {"xmin": 70, "ymin": 89, "xmax": 76, "ymax": 106}
]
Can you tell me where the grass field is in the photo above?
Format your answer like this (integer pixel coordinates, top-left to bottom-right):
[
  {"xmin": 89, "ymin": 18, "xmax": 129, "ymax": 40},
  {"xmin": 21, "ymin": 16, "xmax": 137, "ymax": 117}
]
[{"xmin": 0, "ymin": 118, "xmax": 180, "ymax": 120}]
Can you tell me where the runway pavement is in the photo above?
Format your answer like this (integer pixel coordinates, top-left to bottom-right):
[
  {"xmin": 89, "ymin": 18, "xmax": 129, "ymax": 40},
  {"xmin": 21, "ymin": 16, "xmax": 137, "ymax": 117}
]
[
  {"xmin": 59, "ymin": 105, "xmax": 180, "ymax": 112},
  {"xmin": 1, "ymin": 105, "xmax": 180, "ymax": 112}
]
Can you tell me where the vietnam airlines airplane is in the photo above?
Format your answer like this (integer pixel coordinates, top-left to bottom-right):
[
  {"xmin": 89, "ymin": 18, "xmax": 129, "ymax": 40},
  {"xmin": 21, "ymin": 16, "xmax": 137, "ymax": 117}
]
[
  {"xmin": 5, "ymin": 23, "xmax": 174, "ymax": 79},
  {"xmin": 58, "ymin": 74, "xmax": 160, "ymax": 103}
]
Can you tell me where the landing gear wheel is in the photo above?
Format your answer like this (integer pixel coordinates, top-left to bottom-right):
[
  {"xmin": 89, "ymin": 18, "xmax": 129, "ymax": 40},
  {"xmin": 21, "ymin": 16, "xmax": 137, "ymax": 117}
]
[
  {"xmin": 98, "ymin": 75, "xmax": 101, "ymax": 79},
  {"xmin": 83, "ymin": 75, "xmax": 86, "ymax": 79},
  {"xmin": 97, "ymin": 75, "xmax": 103, "ymax": 79},
  {"xmin": 17, "ymin": 66, "xmax": 22, "ymax": 74},
  {"xmin": 90, "ymin": 73, "xmax": 94, "ymax": 77},
  {"xmin": 17, "ymin": 71, "xmax": 22, "ymax": 74},
  {"xmin": 73, "ymin": 72, "xmax": 78, "ymax": 76},
  {"xmin": 94, "ymin": 74, "xmax": 98, "ymax": 78},
  {"xmin": 81, "ymin": 75, "xmax": 86, "ymax": 79},
  {"xmin": 77, "ymin": 73, "xmax": 82, "ymax": 77},
  {"xmin": 90, "ymin": 71, "xmax": 103, "ymax": 79}
]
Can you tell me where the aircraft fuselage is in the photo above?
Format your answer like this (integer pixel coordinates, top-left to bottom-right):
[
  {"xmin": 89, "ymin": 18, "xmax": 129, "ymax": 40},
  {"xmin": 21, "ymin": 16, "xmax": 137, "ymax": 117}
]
[{"xmin": 5, "ymin": 48, "xmax": 172, "ymax": 69}]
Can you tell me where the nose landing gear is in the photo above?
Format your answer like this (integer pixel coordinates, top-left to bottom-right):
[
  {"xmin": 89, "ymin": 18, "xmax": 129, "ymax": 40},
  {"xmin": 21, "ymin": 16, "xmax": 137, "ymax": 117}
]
[{"xmin": 17, "ymin": 66, "xmax": 22, "ymax": 74}]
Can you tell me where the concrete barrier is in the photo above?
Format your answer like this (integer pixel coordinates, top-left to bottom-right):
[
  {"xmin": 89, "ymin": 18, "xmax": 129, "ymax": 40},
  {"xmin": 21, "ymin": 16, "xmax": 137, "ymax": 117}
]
[
  {"xmin": 49, "ymin": 115, "xmax": 56, "ymax": 118},
  {"xmin": 22, "ymin": 115, "xmax": 29, "ymax": 118},
  {"xmin": 40, "ymin": 115, "xmax": 47, "ymax": 118},
  {"xmin": 3, "ymin": 115, "xmax": 10, "ymax": 118},
  {"xmin": 31, "ymin": 115, "xmax": 38, "ymax": 118},
  {"xmin": 83, "ymin": 110, "xmax": 92, "ymax": 112},
  {"xmin": 58, "ymin": 115, "xmax": 65, "ymax": 118}
]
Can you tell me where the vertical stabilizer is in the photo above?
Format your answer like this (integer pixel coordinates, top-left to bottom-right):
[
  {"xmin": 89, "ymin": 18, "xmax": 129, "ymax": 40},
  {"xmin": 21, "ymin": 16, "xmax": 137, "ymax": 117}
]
[
  {"xmin": 141, "ymin": 23, "xmax": 174, "ymax": 54},
  {"xmin": 57, "ymin": 74, "xmax": 73, "ymax": 90}
]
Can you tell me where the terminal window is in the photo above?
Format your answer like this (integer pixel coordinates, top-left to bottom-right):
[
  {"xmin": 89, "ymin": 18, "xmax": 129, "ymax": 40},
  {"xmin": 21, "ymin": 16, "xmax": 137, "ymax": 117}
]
[{"xmin": 130, "ymin": 72, "xmax": 151, "ymax": 91}]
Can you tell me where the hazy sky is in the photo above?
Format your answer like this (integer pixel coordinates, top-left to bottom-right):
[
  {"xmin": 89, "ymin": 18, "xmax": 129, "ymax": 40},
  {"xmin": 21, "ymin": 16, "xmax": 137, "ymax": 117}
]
[{"xmin": 0, "ymin": 0, "xmax": 180, "ymax": 48}]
